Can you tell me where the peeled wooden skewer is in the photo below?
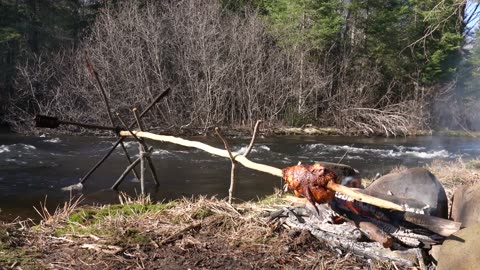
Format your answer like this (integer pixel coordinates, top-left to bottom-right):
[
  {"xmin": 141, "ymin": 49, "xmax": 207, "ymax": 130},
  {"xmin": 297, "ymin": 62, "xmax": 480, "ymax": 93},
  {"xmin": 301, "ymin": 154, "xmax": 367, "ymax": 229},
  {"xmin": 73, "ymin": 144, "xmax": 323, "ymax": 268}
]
[{"xmin": 119, "ymin": 130, "xmax": 405, "ymax": 211}]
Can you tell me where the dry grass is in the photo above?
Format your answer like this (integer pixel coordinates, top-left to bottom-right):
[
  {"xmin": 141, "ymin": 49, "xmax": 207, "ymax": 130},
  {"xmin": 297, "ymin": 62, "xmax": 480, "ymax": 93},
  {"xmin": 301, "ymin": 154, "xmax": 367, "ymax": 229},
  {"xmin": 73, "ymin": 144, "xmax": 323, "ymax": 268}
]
[
  {"xmin": 33, "ymin": 195, "xmax": 84, "ymax": 226},
  {"xmin": 0, "ymin": 193, "xmax": 396, "ymax": 269},
  {"xmin": 426, "ymin": 158, "xmax": 480, "ymax": 210},
  {"xmin": 426, "ymin": 158, "xmax": 480, "ymax": 193}
]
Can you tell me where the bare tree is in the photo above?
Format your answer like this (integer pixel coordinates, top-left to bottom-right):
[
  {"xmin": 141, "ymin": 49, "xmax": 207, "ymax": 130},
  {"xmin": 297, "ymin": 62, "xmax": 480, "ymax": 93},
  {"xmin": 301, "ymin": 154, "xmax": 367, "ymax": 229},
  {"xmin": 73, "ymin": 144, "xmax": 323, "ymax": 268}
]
[{"xmin": 7, "ymin": 0, "xmax": 429, "ymax": 136}]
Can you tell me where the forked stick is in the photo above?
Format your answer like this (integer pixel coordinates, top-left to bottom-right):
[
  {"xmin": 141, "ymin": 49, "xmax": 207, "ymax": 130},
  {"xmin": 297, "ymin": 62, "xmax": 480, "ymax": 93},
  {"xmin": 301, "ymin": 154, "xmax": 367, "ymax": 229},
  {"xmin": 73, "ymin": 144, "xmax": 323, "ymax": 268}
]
[
  {"xmin": 215, "ymin": 127, "xmax": 237, "ymax": 204},
  {"xmin": 119, "ymin": 130, "xmax": 405, "ymax": 211}
]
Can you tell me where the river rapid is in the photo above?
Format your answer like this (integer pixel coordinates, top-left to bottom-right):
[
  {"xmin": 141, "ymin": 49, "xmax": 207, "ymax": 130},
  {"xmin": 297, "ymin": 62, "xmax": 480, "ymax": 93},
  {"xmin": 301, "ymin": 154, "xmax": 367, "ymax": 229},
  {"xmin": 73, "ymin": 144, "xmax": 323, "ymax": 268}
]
[{"xmin": 1, "ymin": 133, "xmax": 480, "ymax": 221}]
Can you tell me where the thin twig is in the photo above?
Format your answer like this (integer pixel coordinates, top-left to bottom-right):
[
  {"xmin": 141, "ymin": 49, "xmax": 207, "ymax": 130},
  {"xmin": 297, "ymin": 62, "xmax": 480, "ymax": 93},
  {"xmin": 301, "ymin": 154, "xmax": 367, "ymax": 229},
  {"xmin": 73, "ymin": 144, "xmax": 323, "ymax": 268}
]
[
  {"xmin": 337, "ymin": 144, "xmax": 353, "ymax": 164},
  {"xmin": 227, "ymin": 162, "xmax": 237, "ymax": 204},
  {"xmin": 158, "ymin": 222, "xmax": 202, "ymax": 246},
  {"xmin": 133, "ymin": 107, "xmax": 160, "ymax": 186},
  {"xmin": 215, "ymin": 127, "xmax": 236, "ymax": 161},
  {"xmin": 243, "ymin": 120, "xmax": 262, "ymax": 157},
  {"xmin": 132, "ymin": 107, "xmax": 146, "ymax": 131}
]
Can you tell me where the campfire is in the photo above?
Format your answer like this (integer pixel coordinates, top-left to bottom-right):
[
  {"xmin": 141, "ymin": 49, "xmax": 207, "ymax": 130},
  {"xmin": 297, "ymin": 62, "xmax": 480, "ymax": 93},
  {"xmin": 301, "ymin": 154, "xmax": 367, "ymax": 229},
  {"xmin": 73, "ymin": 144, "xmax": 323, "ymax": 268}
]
[
  {"xmin": 33, "ymin": 59, "xmax": 462, "ymax": 268},
  {"xmin": 264, "ymin": 163, "xmax": 456, "ymax": 268}
]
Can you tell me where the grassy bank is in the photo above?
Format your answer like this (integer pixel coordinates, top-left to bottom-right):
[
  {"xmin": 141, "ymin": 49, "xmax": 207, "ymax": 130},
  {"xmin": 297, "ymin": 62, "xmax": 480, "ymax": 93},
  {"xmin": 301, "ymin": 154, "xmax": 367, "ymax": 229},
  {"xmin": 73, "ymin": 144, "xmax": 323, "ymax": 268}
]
[
  {"xmin": 1, "ymin": 159, "xmax": 480, "ymax": 269},
  {"xmin": 0, "ymin": 195, "xmax": 391, "ymax": 269}
]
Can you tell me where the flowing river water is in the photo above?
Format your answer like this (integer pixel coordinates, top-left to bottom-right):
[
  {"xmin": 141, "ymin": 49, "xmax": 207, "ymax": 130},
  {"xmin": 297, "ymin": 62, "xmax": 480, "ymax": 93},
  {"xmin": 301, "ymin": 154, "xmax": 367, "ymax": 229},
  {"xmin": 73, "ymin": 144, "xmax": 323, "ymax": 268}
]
[{"xmin": 1, "ymin": 132, "xmax": 480, "ymax": 221}]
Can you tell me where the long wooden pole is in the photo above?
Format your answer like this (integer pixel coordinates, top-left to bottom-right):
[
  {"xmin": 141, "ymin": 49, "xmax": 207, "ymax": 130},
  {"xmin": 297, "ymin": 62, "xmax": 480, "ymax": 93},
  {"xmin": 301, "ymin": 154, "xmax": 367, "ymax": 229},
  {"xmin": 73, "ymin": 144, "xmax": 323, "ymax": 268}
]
[
  {"xmin": 111, "ymin": 157, "xmax": 142, "ymax": 190},
  {"xmin": 120, "ymin": 130, "xmax": 282, "ymax": 175},
  {"xmin": 133, "ymin": 108, "xmax": 160, "ymax": 186},
  {"xmin": 85, "ymin": 53, "xmax": 140, "ymax": 181},
  {"xmin": 119, "ymin": 130, "xmax": 404, "ymax": 212}
]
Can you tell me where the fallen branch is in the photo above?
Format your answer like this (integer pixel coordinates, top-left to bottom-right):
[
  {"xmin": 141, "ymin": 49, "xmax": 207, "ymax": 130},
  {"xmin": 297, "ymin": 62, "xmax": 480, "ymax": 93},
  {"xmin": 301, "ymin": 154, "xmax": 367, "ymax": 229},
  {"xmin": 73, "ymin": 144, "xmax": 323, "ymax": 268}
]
[{"xmin": 158, "ymin": 222, "xmax": 202, "ymax": 246}]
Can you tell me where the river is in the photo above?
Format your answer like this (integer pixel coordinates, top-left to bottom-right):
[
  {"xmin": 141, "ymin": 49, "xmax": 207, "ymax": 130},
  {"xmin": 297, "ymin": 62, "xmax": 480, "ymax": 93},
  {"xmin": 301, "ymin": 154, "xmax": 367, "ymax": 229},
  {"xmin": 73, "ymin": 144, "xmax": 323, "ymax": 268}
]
[{"xmin": 1, "ymin": 132, "xmax": 480, "ymax": 221}]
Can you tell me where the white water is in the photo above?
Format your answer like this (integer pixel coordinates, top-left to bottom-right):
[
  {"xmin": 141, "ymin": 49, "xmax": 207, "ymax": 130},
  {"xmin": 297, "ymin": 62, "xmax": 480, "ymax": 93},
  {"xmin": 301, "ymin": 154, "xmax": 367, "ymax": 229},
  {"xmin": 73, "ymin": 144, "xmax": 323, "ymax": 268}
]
[{"xmin": 301, "ymin": 143, "xmax": 456, "ymax": 160}]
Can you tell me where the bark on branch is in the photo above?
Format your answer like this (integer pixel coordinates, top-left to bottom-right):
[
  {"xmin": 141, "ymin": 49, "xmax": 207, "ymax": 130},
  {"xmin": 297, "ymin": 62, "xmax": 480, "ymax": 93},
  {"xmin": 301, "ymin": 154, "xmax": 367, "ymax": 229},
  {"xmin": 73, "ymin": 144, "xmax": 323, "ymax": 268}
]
[{"xmin": 119, "ymin": 130, "xmax": 283, "ymax": 176}]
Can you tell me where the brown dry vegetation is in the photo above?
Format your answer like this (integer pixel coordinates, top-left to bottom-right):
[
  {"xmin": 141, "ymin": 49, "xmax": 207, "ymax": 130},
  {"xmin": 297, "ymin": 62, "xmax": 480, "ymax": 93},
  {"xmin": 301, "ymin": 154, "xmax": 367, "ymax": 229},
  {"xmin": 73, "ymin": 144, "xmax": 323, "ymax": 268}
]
[
  {"xmin": 6, "ymin": 0, "xmax": 427, "ymax": 136},
  {"xmin": 0, "ymin": 195, "xmax": 394, "ymax": 270},
  {"xmin": 1, "ymin": 159, "xmax": 480, "ymax": 269}
]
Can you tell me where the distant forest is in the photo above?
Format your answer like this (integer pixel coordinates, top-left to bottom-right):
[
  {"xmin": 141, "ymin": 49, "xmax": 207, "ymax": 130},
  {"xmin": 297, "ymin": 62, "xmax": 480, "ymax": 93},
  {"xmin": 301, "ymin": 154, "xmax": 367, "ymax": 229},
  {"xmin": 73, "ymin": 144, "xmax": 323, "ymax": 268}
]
[{"xmin": 1, "ymin": 0, "xmax": 480, "ymax": 135}]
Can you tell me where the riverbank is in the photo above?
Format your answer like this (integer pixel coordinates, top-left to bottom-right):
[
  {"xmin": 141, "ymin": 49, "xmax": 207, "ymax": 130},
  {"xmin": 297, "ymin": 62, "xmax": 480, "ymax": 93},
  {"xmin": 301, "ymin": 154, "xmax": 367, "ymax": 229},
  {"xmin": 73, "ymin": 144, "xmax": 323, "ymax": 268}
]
[
  {"xmin": 1, "ymin": 159, "xmax": 479, "ymax": 269},
  {"xmin": 272, "ymin": 126, "xmax": 480, "ymax": 137},
  {"xmin": 0, "ymin": 195, "xmax": 393, "ymax": 269},
  {"xmin": 6, "ymin": 121, "xmax": 480, "ymax": 138}
]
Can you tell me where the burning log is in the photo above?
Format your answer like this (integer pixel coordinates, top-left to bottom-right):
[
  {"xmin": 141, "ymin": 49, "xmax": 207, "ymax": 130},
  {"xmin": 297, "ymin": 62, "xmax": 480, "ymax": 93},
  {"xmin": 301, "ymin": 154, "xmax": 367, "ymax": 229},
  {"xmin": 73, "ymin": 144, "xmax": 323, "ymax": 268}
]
[
  {"xmin": 351, "ymin": 216, "xmax": 394, "ymax": 248},
  {"xmin": 330, "ymin": 194, "xmax": 444, "ymax": 247},
  {"xmin": 331, "ymin": 193, "xmax": 461, "ymax": 237}
]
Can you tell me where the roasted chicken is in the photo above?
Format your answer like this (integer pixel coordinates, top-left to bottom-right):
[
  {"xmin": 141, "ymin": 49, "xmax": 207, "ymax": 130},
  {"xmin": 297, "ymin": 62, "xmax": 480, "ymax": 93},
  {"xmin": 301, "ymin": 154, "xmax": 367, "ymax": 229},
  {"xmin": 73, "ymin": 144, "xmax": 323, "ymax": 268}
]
[{"xmin": 282, "ymin": 163, "xmax": 341, "ymax": 212}]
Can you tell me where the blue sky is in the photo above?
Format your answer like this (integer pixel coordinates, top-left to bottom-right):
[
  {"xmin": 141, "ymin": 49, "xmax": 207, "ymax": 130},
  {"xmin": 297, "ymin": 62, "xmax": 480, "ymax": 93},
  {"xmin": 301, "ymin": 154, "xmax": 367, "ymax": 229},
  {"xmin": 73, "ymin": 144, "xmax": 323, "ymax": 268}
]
[{"xmin": 466, "ymin": 0, "xmax": 480, "ymax": 38}]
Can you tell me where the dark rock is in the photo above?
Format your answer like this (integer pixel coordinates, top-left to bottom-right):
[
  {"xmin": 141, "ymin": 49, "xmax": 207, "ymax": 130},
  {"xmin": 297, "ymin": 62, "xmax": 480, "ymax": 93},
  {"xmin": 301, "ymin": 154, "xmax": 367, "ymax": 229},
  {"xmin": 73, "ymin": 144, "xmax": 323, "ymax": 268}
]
[
  {"xmin": 451, "ymin": 184, "xmax": 480, "ymax": 227},
  {"xmin": 364, "ymin": 168, "xmax": 448, "ymax": 218},
  {"xmin": 359, "ymin": 189, "xmax": 430, "ymax": 213},
  {"xmin": 436, "ymin": 224, "xmax": 480, "ymax": 270},
  {"xmin": 315, "ymin": 161, "xmax": 361, "ymax": 188}
]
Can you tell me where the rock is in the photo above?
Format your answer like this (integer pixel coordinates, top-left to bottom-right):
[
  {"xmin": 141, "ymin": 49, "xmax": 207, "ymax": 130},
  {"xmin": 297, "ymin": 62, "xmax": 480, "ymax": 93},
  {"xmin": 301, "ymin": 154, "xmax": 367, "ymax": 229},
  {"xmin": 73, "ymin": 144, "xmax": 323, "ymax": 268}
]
[
  {"xmin": 364, "ymin": 168, "xmax": 448, "ymax": 218},
  {"xmin": 315, "ymin": 161, "xmax": 361, "ymax": 188},
  {"xmin": 61, "ymin": 182, "xmax": 83, "ymax": 191},
  {"xmin": 429, "ymin": 244, "xmax": 441, "ymax": 262},
  {"xmin": 451, "ymin": 184, "xmax": 480, "ymax": 227},
  {"xmin": 436, "ymin": 224, "xmax": 480, "ymax": 270}
]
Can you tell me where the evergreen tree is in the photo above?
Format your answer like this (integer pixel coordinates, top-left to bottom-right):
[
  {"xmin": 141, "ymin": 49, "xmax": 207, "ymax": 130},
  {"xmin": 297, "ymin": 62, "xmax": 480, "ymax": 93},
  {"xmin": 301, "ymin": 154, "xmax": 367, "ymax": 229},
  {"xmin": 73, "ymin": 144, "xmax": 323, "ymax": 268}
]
[{"xmin": 0, "ymin": 0, "xmax": 99, "ymax": 122}]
